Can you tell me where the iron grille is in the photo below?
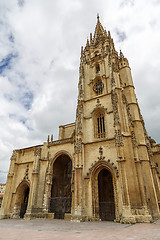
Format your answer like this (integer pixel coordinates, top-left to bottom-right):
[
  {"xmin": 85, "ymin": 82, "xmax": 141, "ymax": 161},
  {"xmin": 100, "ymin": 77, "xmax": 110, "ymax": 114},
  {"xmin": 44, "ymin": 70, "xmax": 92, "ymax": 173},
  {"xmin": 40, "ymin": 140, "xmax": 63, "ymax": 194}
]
[
  {"xmin": 49, "ymin": 197, "xmax": 72, "ymax": 219},
  {"xmin": 99, "ymin": 201, "xmax": 115, "ymax": 221}
]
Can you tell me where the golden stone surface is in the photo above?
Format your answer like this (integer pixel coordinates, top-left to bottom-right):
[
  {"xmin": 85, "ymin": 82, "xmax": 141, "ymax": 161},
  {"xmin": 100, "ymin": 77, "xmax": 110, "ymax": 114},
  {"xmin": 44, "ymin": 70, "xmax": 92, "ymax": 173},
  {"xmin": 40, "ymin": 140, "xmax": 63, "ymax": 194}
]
[{"xmin": 0, "ymin": 17, "xmax": 159, "ymax": 223}]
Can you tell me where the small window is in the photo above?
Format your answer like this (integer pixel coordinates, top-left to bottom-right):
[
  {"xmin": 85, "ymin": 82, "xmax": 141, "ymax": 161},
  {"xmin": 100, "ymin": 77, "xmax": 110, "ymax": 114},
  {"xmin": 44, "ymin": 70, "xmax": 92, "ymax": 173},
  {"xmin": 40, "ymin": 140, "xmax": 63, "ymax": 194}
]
[
  {"xmin": 96, "ymin": 113, "xmax": 105, "ymax": 138},
  {"xmin": 96, "ymin": 64, "xmax": 100, "ymax": 73}
]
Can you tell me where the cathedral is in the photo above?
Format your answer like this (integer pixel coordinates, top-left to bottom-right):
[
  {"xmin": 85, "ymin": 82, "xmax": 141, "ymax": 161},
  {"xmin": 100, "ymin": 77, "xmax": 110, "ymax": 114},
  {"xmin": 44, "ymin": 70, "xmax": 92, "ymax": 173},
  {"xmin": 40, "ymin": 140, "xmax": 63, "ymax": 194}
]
[{"xmin": 0, "ymin": 16, "xmax": 160, "ymax": 223}]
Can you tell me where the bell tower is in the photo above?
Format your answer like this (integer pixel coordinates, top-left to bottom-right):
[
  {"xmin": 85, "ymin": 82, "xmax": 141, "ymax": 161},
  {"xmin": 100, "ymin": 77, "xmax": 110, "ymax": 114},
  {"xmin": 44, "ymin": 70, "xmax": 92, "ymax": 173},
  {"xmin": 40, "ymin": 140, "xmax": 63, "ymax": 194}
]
[{"xmin": 72, "ymin": 16, "xmax": 160, "ymax": 222}]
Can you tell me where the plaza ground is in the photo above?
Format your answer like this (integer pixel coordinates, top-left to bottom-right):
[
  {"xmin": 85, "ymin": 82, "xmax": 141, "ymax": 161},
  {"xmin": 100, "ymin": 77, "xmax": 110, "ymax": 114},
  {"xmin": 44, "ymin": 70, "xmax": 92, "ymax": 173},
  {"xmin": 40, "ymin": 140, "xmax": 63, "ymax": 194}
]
[{"xmin": 0, "ymin": 219, "xmax": 160, "ymax": 240}]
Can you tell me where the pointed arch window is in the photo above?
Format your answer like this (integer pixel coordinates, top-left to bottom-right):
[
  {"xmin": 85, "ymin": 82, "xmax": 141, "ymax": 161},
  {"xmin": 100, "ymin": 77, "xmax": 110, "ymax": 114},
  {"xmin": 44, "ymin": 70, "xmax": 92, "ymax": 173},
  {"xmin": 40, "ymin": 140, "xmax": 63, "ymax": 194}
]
[{"xmin": 95, "ymin": 112, "xmax": 105, "ymax": 138}]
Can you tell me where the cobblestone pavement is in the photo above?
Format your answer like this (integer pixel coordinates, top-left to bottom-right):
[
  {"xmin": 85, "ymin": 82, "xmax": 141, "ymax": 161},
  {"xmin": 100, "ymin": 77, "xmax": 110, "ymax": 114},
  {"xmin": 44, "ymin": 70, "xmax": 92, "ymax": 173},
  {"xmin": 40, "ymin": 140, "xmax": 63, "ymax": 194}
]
[{"xmin": 0, "ymin": 219, "xmax": 160, "ymax": 240}]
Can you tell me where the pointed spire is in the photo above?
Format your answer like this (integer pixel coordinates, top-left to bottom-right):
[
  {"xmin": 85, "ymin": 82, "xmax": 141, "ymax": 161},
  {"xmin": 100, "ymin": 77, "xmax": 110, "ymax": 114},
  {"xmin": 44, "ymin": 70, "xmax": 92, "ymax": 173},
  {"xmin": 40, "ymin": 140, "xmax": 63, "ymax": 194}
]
[
  {"xmin": 93, "ymin": 14, "xmax": 105, "ymax": 44},
  {"xmin": 51, "ymin": 134, "xmax": 53, "ymax": 142},
  {"xmin": 81, "ymin": 46, "xmax": 83, "ymax": 58},
  {"xmin": 104, "ymin": 28, "xmax": 107, "ymax": 38},
  {"xmin": 87, "ymin": 38, "xmax": 89, "ymax": 47},
  {"xmin": 108, "ymin": 31, "xmax": 111, "ymax": 39},
  {"xmin": 120, "ymin": 50, "xmax": 124, "ymax": 60},
  {"xmin": 85, "ymin": 37, "xmax": 90, "ymax": 49},
  {"xmin": 90, "ymin": 33, "xmax": 92, "ymax": 44}
]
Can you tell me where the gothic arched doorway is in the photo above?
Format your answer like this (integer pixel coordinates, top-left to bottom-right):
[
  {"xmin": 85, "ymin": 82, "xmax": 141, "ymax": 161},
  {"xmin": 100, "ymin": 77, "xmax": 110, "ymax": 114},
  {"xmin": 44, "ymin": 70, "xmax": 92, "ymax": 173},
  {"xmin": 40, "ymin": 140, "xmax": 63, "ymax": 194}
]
[
  {"xmin": 20, "ymin": 186, "xmax": 29, "ymax": 218},
  {"xmin": 98, "ymin": 168, "xmax": 115, "ymax": 221},
  {"xmin": 13, "ymin": 180, "xmax": 30, "ymax": 219},
  {"xmin": 49, "ymin": 154, "xmax": 72, "ymax": 219}
]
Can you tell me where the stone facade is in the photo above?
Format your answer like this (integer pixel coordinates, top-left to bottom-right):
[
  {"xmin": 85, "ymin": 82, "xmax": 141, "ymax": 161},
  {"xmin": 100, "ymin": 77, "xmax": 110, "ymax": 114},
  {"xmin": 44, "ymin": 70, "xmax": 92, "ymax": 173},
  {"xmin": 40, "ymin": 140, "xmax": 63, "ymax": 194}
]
[
  {"xmin": 0, "ymin": 17, "xmax": 160, "ymax": 223},
  {"xmin": 0, "ymin": 184, "xmax": 6, "ymax": 208}
]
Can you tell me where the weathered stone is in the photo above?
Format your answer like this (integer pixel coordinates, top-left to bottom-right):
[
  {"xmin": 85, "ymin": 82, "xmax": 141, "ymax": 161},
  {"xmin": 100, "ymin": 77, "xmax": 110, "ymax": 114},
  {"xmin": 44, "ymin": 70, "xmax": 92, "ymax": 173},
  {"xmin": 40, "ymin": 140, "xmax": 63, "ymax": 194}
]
[{"xmin": 0, "ymin": 16, "xmax": 160, "ymax": 223}]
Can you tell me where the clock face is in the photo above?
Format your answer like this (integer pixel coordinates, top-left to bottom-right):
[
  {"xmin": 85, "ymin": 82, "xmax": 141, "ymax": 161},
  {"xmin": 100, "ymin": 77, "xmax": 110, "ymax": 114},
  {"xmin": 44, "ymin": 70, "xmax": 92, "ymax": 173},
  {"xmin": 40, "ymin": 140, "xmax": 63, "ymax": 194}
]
[{"xmin": 93, "ymin": 79, "xmax": 104, "ymax": 94}]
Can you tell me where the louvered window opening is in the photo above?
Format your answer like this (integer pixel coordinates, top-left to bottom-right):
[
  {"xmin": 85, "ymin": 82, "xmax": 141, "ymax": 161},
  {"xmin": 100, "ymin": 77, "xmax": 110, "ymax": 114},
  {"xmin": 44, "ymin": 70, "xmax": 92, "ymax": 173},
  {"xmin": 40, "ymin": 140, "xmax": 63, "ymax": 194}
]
[{"xmin": 97, "ymin": 114, "xmax": 105, "ymax": 138}]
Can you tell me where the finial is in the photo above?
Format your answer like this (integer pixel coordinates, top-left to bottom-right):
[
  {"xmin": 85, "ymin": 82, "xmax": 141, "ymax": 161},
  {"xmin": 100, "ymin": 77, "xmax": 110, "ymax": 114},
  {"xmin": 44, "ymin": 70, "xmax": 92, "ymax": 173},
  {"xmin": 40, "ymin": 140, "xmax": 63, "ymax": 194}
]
[
  {"xmin": 120, "ymin": 50, "xmax": 124, "ymax": 59},
  {"xmin": 47, "ymin": 135, "xmax": 50, "ymax": 143},
  {"xmin": 97, "ymin": 13, "xmax": 99, "ymax": 20},
  {"xmin": 86, "ymin": 37, "xmax": 89, "ymax": 47},
  {"xmin": 90, "ymin": 33, "xmax": 92, "ymax": 43},
  {"xmin": 81, "ymin": 46, "xmax": 83, "ymax": 57},
  {"xmin": 51, "ymin": 134, "xmax": 53, "ymax": 142}
]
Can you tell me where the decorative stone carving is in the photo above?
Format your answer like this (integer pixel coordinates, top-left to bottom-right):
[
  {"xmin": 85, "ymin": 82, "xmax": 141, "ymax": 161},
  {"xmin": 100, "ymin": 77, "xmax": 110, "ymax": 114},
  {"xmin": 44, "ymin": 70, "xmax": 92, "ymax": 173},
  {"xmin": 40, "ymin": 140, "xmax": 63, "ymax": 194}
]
[
  {"xmin": 122, "ymin": 93, "xmax": 134, "ymax": 127},
  {"xmin": 91, "ymin": 99, "xmax": 107, "ymax": 115},
  {"xmin": 24, "ymin": 164, "xmax": 29, "ymax": 181},
  {"xmin": 111, "ymin": 90, "xmax": 119, "ymax": 126},
  {"xmin": 46, "ymin": 173, "xmax": 52, "ymax": 185},
  {"xmin": 93, "ymin": 79, "xmax": 104, "ymax": 94},
  {"xmin": 131, "ymin": 131, "xmax": 138, "ymax": 146},
  {"xmin": 78, "ymin": 76, "xmax": 84, "ymax": 100},
  {"xmin": 76, "ymin": 100, "xmax": 83, "ymax": 135},
  {"xmin": 34, "ymin": 147, "xmax": 41, "ymax": 157},
  {"xmin": 96, "ymin": 98, "xmax": 100, "ymax": 106},
  {"xmin": 126, "ymin": 105, "xmax": 134, "ymax": 127},
  {"xmin": 122, "ymin": 93, "xmax": 127, "ymax": 104},
  {"xmin": 108, "ymin": 45, "xmax": 111, "ymax": 66},
  {"xmin": 86, "ymin": 158, "xmax": 119, "ymax": 178},
  {"xmin": 146, "ymin": 142, "xmax": 153, "ymax": 156},
  {"xmin": 112, "ymin": 57, "xmax": 119, "ymax": 72},
  {"xmin": 48, "ymin": 137, "xmax": 73, "ymax": 147},
  {"xmin": 75, "ymin": 83, "xmax": 84, "ymax": 154},
  {"xmin": 74, "ymin": 137, "xmax": 82, "ymax": 154},
  {"xmin": 115, "ymin": 130, "xmax": 123, "ymax": 147},
  {"xmin": 33, "ymin": 147, "xmax": 41, "ymax": 173},
  {"xmin": 98, "ymin": 147, "xmax": 105, "ymax": 161},
  {"xmin": 111, "ymin": 66, "xmax": 115, "ymax": 88},
  {"xmin": 139, "ymin": 110, "xmax": 153, "ymax": 156}
]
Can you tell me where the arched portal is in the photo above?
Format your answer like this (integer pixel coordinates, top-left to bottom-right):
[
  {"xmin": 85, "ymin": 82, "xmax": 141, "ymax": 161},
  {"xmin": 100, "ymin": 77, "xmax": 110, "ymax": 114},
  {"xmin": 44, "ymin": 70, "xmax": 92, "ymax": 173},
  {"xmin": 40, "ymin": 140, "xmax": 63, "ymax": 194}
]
[
  {"xmin": 13, "ymin": 180, "xmax": 30, "ymax": 219},
  {"xmin": 20, "ymin": 186, "xmax": 29, "ymax": 218},
  {"xmin": 91, "ymin": 161, "xmax": 118, "ymax": 221},
  {"xmin": 49, "ymin": 154, "xmax": 72, "ymax": 219},
  {"xmin": 98, "ymin": 169, "xmax": 115, "ymax": 221}
]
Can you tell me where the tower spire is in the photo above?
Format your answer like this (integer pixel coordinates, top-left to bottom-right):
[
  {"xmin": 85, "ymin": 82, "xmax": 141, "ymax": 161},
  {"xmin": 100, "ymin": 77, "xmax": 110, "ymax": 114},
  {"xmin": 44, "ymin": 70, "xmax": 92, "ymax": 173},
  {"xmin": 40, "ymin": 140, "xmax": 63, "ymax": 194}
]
[{"xmin": 93, "ymin": 14, "xmax": 105, "ymax": 44}]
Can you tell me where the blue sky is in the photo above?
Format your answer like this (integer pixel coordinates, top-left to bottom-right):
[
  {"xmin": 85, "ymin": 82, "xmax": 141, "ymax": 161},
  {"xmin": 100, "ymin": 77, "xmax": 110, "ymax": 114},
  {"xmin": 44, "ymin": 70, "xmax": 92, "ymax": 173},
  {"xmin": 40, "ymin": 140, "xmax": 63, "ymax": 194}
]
[{"xmin": 0, "ymin": 0, "xmax": 160, "ymax": 183}]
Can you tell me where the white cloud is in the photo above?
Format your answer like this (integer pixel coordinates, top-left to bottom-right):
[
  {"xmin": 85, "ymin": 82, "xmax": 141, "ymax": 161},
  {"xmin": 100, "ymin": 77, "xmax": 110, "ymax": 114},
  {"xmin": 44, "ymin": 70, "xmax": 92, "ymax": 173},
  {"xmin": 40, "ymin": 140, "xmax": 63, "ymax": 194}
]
[{"xmin": 0, "ymin": 0, "xmax": 160, "ymax": 182}]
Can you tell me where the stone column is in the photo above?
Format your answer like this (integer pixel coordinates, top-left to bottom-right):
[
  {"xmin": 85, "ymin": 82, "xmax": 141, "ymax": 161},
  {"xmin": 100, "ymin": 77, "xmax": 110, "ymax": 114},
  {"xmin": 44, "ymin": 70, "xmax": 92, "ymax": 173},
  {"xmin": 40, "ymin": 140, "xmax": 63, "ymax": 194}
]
[
  {"xmin": 134, "ymin": 159, "xmax": 152, "ymax": 222},
  {"xmin": 0, "ymin": 151, "xmax": 17, "ymax": 219},
  {"xmin": 42, "ymin": 172, "xmax": 52, "ymax": 213},
  {"xmin": 117, "ymin": 158, "xmax": 136, "ymax": 223},
  {"xmin": 25, "ymin": 147, "xmax": 41, "ymax": 219},
  {"xmin": 71, "ymin": 166, "xmax": 83, "ymax": 221},
  {"xmin": 140, "ymin": 160, "xmax": 160, "ymax": 218},
  {"xmin": 151, "ymin": 166, "xmax": 160, "ymax": 206}
]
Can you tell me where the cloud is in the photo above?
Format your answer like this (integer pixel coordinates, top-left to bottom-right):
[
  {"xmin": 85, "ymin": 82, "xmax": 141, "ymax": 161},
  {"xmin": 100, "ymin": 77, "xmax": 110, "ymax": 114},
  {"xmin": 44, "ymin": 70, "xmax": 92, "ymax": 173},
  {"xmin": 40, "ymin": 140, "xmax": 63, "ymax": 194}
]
[
  {"xmin": 18, "ymin": 0, "xmax": 25, "ymax": 8},
  {"xmin": 0, "ymin": 53, "xmax": 17, "ymax": 74},
  {"xmin": 0, "ymin": 0, "xmax": 160, "ymax": 183},
  {"xmin": 120, "ymin": 0, "xmax": 135, "ymax": 7},
  {"xmin": 115, "ymin": 29, "xmax": 127, "ymax": 42}
]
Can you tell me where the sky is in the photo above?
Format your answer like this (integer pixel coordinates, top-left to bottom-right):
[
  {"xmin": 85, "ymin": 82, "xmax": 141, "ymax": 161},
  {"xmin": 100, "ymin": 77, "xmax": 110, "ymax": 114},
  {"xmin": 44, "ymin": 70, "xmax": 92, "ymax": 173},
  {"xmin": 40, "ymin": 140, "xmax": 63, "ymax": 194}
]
[{"xmin": 0, "ymin": 0, "xmax": 160, "ymax": 183}]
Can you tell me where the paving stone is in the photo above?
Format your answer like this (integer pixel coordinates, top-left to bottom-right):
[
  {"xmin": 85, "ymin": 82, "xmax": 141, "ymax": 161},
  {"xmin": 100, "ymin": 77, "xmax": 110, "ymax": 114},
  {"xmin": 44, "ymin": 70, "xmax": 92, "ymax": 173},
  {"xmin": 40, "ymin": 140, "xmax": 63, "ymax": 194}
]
[{"xmin": 0, "ymin": 219, "xmax": 160, "ymax": 240}]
